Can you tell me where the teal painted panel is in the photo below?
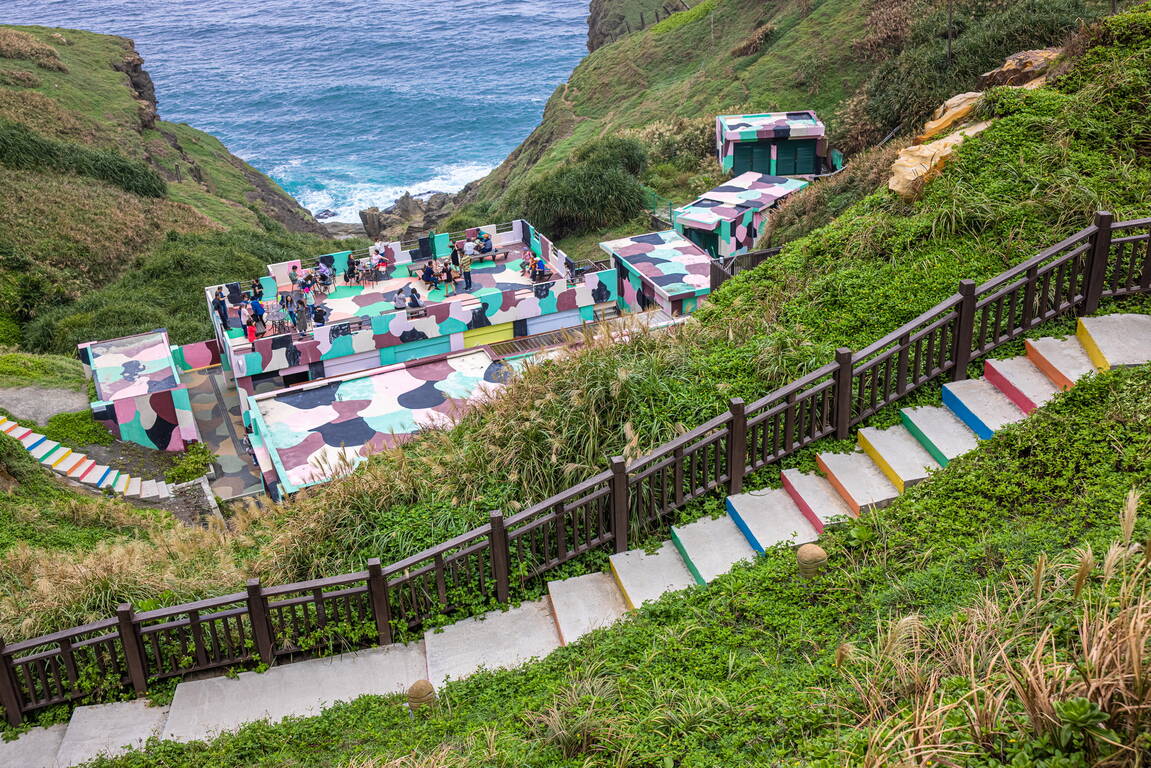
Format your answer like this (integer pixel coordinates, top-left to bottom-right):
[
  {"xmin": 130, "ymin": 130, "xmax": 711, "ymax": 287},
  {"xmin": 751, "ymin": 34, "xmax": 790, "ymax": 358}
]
[
  {"xmin": 433, "ymin": 233, "xmax": 450, "ymax": 257},
  {"xmin": 579, "ymin": 304, "xmax": 596, "ymax": 322},
  {"xmin": 321, "ymin": 334, "xmax": 357, "ymax": 360},
  {"xmin": 242, "ymin": 352, "xmax": 264, "ymax": 376},
  {"xmin": 393, "ymin": 335, "xmax": 451, "ymax": 363},
  {"xmin": 333, "ymin": 251, "xmax": 351, "ymax": 275},
  {"xmin": 259, "ymin": 276, "xmax": 278, "ymax": 299}
]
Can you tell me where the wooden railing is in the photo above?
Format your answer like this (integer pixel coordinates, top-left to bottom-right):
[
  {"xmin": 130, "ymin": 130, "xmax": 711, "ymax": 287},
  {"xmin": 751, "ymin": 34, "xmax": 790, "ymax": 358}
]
[
  {"xmin": 3, "ymin": 212, "xmax": 1150, "ymax": 725},
  {"xmin": 709, "ymin": 247, "xmax": 782, "ymax": 290}
]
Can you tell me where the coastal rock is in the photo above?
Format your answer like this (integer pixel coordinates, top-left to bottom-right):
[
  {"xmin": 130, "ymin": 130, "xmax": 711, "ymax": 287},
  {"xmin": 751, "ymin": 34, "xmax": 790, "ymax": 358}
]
[
  {"xmin": 916, "ymin": 92, "xmax": 982, "ymax": 144},
  {"xmin": 980, "ymin": 48, "xmax": 1060, "ymax": 88},
  {"xmin": 890, "ymin": 121, "xmax": 992, "ymax": 200},
  {"xmin": 112, "ymin": 46, "xmax": 159, "ymax": 129},
  {"xmin": 360, "ymin": 207, "xmax": 411, "ymax": 240}
]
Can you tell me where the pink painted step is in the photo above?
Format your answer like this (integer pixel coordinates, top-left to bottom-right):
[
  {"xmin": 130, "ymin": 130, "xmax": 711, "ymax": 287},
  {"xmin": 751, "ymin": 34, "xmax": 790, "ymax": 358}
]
[{"xmin": 984, "ymin": 357, "xmax": 1057, "ymax": 414}]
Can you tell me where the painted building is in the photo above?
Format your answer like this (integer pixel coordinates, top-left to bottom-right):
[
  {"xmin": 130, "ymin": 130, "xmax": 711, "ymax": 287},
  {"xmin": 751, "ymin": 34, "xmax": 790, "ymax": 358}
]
[
  {"xmin": 716, "ymin": 111, "xmax": 838, "ymax": 176},
  {"xmin": 205, "ymin": 220, "xmax": 618, "ymax": 410},
  {"xmin": 672, "ymin": 172, "xmax": 808, "ymax": 258},
  {"xmin": 78, "ymin": 330, "xmax": 200, "ymax": 451},
  {"xmin": 599, "ymin": 230, "xmax": 713, "ymax": 317}
]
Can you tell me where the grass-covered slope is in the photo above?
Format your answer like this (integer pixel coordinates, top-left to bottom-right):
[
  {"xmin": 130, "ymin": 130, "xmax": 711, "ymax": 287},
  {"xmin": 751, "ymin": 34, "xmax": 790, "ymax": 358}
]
[
  {"xmin": 0, "ymin": 25, "xmax": 327, "ymax": 345},
  {"xmin": 5, "ymin": 2, "xmax": 1151, "ymax": 645},
  {"xmin": 97, "ymin": 363, "xmax": 1151, "ymax": 767}
]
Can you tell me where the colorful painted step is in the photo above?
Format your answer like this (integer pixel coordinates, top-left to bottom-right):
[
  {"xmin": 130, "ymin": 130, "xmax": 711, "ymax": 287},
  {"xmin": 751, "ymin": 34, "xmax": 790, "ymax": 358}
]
[
  {"xmin": 984, "ymin": 356, "xmax": 1058, "ymax": 414},
  {"xmin": 857, "ymin": 425, "xmax": 940, "ymax": 492},
  {"xmin": 727, "ymin": 485, "xmax": 822, "ymax": 552},
  {"xmin": 900, "ymin": 405, "xmax": 978, "ymax": 467},
  {"xmin": 671, "ymin": 515, "xmax": 756, "ymax": 585},
  {"xmin": 547, "ymin": 572, "xmax": 628, "ymax": 645},
  {"xmin": 55, "ymin": 452, "xmax": 86, "ymax": 475},
  {"xmin": 1025, "ymin": 336, "xmax": 1094, "ymax": 390},
  {"xmin": 47, "ymin": 447, "xmax": 74, "ymax": 469},
  {"xmin": 29, "ymin": 440, "xmax": 60, "ymax": 461},
  {"xmin": 780, "ymin": 468, "xmax": 855, "ymax": 532},
  {"xmin": 125, "ymin": 477, "xmax": 142, "ymax": 497},
  {"xmin": 18, "ymin": 431, "xmax": 42, "ymax": 449},
  {"xmin": 1077, "ymin": 314, "xmax": 1151, "ymax": 370},
  {"xmin": 941, "ymin": 378, "xmax": 1024, "ymax": 440},
  {"xmin": 609, "ymin": 541, "xmax": 696, "ymax": 610},
  {"xmin": 816, "ymin": 450, "xmax": 899, "ymax": 513},
  {"xmin": 86, "ymin": 466, "xmax": 111, "ymax": 487}
]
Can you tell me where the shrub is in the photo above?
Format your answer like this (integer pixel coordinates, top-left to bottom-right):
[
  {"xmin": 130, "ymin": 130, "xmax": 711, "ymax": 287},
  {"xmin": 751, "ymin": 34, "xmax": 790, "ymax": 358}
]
[
  {"xmin": 165, "ymin": 442, "xmax": 217, "ymax": 485},
  {"xmin": 572, "ymin": 137, "xmax": 648, "ymax": 177},
  {"xmin": 0, "ymin": 121, "xmax": 166, "ymax": 198},
  {"xmin": 40, "ymin": 411, "xmax": 113, "ymax": 448},
  {"xmin": 511, "ymin": 163, "xmax": 647, "ymax": 239},
  {"xmin": 623, "ymin": 117, "xmax": 715, "ymax": 165},
  {"xmin": 0, "ymin": 68, "xmax": 40, "ymax": 88},
  {"xmin": 0, "ymin": 29, "xmax": 67, "ymax": 72}
]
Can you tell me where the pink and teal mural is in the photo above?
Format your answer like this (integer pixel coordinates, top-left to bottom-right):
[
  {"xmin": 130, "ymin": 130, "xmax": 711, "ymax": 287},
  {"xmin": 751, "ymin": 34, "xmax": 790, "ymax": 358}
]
[
  {"xmin": 673, "ymin": 172, "xmax": 808, "ymax": 258},
  {"xmin": 716, "ymin": 111, "xmax": 829, "ymax": 175},
  {"xmin": 599, "ymin": 230, "xmax": 712, "ymax": 317}
]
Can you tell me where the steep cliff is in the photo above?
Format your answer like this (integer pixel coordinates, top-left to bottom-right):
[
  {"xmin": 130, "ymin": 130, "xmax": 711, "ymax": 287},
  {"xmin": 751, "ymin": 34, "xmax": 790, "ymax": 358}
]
[{"xmin": 586, "ymin": 0, "xmax": 670, "ymax": 51}]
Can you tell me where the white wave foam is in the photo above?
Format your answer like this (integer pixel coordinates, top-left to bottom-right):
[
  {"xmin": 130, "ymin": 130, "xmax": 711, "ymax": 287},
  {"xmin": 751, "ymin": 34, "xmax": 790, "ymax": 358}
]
[{"xmin": 294, "ymin": 162, "xmax": 495, "ymax": 223}]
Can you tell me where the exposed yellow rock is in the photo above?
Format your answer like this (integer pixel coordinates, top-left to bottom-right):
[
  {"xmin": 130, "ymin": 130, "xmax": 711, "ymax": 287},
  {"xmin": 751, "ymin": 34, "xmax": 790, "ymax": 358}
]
[
  {"xmin": 916, "ymin": 92, "xmax": 982, "ymax": 143},
  {"xmin": 980, "ymin": 48, "xmax": 1061, "ymax": 87},
  {"xmin": 889, "ymin": 121, "xmax": 993, "ymax": 200}
]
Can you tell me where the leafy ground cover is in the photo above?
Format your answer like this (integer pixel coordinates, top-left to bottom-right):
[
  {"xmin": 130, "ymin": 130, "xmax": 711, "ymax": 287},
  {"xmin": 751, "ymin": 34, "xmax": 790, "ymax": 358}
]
[
  {"xmin": 6, "ymin": 4, "xmax": 1151, "ymax": 648},
  {"xmin": 92, "ymin": 362, "xmax": 1151, "ymax": 767}
]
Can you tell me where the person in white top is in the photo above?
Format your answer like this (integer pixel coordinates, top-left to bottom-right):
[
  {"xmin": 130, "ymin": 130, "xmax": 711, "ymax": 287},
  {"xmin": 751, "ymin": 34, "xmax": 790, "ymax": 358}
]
[{"xmin": 463, "ymin": 238, "xmax": 477, "ymax": 257}]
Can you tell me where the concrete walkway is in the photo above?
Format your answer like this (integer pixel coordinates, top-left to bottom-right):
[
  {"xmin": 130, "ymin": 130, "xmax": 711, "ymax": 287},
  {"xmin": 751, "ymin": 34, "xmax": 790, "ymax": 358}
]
[
  {"xmin": 0, "ymin": 386, "xmax": 87, "ymax": 424},
  {"xmin": 183, "ymin": 367, "xmax": 263, "ymax": 500}
]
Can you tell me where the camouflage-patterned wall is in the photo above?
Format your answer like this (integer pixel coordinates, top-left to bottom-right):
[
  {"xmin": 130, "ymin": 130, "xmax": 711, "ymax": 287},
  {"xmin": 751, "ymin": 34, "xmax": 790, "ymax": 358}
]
[
  {"xmin": 91, "ymin": 386, "xmax": 199, "ymax": 451},
  {"xmin": 715, "ymin": 112, "xmax": 827, "ymax": 173},
  {"xmin": 171, "ymin": 339, "xmax": 222, "ymax": 371}
]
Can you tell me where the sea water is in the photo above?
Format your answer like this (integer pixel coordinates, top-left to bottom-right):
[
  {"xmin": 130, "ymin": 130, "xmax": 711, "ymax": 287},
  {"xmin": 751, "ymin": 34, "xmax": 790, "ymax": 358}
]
[{"xmin": 3, "ymin": 0, "xmax": 589, "ymax": 221}]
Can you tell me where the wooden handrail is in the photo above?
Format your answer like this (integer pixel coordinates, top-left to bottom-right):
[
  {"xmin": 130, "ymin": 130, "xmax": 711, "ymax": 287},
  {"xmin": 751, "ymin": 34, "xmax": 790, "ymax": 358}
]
[{"xmin": 3, "ymin": 211, "xmax": 1150, "ymax": 726}]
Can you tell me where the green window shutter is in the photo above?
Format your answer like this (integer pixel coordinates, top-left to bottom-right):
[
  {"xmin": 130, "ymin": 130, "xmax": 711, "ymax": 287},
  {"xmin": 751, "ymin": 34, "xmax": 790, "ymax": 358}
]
[
  {"xmin": 733, "ymin": 144, "xmax": 754, "ymax": 175},
  {"xmin": 795, "ymin": 140, "xmax": 817, "ymax": 174},
  {"xmin": 775, "ymin": 141, "xmax": 797, "ymax": 175}
]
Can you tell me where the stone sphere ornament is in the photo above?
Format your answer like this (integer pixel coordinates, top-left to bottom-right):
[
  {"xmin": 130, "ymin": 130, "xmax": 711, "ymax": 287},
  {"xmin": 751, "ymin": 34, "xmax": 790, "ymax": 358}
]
[
  {"xmin": 796, "ymin": 543, "xmax": 828, "ymax": 579},
  {"xmin": 407, "ymin": 679, "xmax": 437, "ymax": 711}
]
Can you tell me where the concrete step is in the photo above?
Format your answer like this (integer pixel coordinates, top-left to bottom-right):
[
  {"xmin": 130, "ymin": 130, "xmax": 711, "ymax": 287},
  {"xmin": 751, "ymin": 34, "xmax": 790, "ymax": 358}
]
[
  {"xmin": 1077, "ymin": 314, "xmax": 1151, "ymax": 370},
  {"xmin": 29, "ymin": 439, "xmax": 60, "ymax": 461},
  {"xmin": 815, "ymin": 450, "xmax": 899, "ymax": 513},
  {"xmin": 55, "ymin": 699, "xmax": 169, "ymax": 767},
  {"xmin": 69, "ymin": 458, "xmax": 96, "ymax": 479},
  {"xmin": 157, "ymin": 481, "xmax": 172, "ymax": 499},
  {"xmin": 609, "ymin": 541, "xmax": 696, "ymax": 610},
  {"xmin": 424, "ymin": 599, "xmax": 559, "ymax": 688},
  {"xmin": 1025, "ymin": 336, "xmax": 1095, "ymax": 391},
  {"xmin": 780, "ymin": 469, "xmax": 855, "ymax": 532},
  {"xmin": 18, "ymin": 431, "xmax": 43, "ymax": 449},
  {"xmin": 942, "ymin": 378, "xmax": 1025, "ymax": 440},
  {"xmin": 0, "ymin": 723, "xmax": 67, "ymax": 768},
  {"xmin": 86, "ymin": 465, "xmax": 111, "ymax": 487},
  {"xmin": 139, "ymin": 479, "xmax": 159, "ymax": 499},
  {"xmin": 547, "ymin": 572, "xmax": 629, "ymax": 645},
  {"xmin": 46, "ymin": 447, "xmax": 74, "ymax": 469},
  {"xmin": 857, "ymin": 425, "xmax": 940, "ymax": 492},
  {"xmin": 727, "ymin": 485, "xmax": 822, "ymax": 552},
  {"xmin": 900, "ymin": 405, "xmax": 978, "ymax": 467},
  {"xmin": 125, "ymin": 477, "xmax": 142, "ymax": 497},
  {"xmin": 56, "ymin": 452, "xmax": 87, "ymax": 475},
  {"xmin": 163, "ymin": 640, "xmax": 428, "ymax": 743},
  {"xmin": 113, "ymin": 474, "xmax": 130, "ymax": 494},
  {"xmin": 984, "ymin": 356, "xmax": 1058, "ymax": 414},
  {"xmin": 671, "ymin": 515, "xmax": 756, "ymax": 585}
]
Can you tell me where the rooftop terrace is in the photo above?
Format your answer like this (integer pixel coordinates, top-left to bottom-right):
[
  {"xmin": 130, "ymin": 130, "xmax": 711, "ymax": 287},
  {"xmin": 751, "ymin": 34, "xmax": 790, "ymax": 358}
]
[
  {"xmin": 79, "ymin": 330, "xmax": 180, "ymax": 402},
  {"xmin": 599, "ymin": 230, "xmax": 712, "ymax": 301},
  {"xmin": 716, "ymin": 110, "xmax": 825, "ymax": 142},
  {"xmin": 674, "ymin": 172, "xmax": 808, "ymax": 230}
]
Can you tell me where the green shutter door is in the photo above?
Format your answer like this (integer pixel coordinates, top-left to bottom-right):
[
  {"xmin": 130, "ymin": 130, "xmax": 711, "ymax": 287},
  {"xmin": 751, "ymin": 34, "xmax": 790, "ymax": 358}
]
[
  {"xmin": 794, "ymin": 139, "xmax": 817, "ymax": 174},
  {"xmin": 684, "ymin": 226, "xmax": 719, "ymax": 258},
  {"xmin": 774, "ymin": 141, "xmax": 797, "ymax": 175},
  {"xmin": 732, "ymin": 144, "xmax": 754, "ymax": 175},
  {"xmin": 751, "ymin": 142, "xmax": 772, "ymax": 174}
]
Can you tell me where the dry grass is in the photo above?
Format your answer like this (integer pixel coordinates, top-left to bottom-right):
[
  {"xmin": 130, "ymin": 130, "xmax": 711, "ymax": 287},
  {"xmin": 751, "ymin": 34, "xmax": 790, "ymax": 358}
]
[
  {"xmin": 0, "ymin": 29, "xmax": 67, "ymax": 72},
  {"xmin": 0, "ymin": 69, "xmax": 40, "ymax": 88},
  {"xmin": 730, "ymin": 22, "xmax": 777, "ymax": 57},
  {"xmin": 839, "ymin": 499, "xmax": 1151, "ymax": 766},
  {"xmin": 0, "ymin": 89, "xmax": 90, "ymax": 143}
]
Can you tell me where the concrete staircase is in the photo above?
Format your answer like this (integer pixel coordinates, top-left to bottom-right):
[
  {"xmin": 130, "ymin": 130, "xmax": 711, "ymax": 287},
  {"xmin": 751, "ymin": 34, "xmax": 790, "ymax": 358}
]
[
  {"xmin": 3, "ymin": 314, "xmax": 1149, "ymax": 767},
  {"xmin": 0, "ymin": 419, "xmax": 173, "ymax": 501}
]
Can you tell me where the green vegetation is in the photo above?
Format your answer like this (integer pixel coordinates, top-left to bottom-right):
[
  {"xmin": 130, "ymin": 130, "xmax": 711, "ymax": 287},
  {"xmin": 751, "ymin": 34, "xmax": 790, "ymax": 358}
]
[
  {"xmin": 7, "ymin": 2, "xmax": 1151, "ymax": 648},
  {"xmin": 0, "ymin": 24, "xmax": 326, "ymax": 346},
  {"xmin": 94, "ymin": 364, "xmax": 1151, "ymax": 766},
  {"xmin": 0, "ymin": 120, "xmax": 166, "ymax": 197},
  {"xmin": 0, "ymin": 349, "xmax": 85, "ymax": 390},
  {"xmin": 165, "ymin": 442, "xmax": 217, "ymax": 485}
]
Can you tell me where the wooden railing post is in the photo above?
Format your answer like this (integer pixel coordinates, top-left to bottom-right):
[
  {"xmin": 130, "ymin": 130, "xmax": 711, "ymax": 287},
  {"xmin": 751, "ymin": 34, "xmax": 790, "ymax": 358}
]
[
  {"xmin": 246, "ymin": 579, "xmax": 275, "ymax": 665},
  {"xmin": 610, "ymin": 456, "xmax": 630, "ymax": 553},
  {"xmin": 834, "ymin": 348, "xmax": 854, "ymax": 439},
  {"xmin": 727, "ymin": 398, "xmax": 747, "ymax": 495},
  {"xmin": 116, "ymin": 604, "xmax": 148, "ymax": 695},
  {"xmin": 366, "ymin": 558, "xmax": 394, "ymax": 645},
  {"xmin": 0, "ymin": 640, "xmax": 23, "ymax": 726},
  {"xmin": 952, "ymin": 279, "xmax": 977, "ymax": 381},
  {"xmin": 1082, "ymin": 211, "xmax": 1113, "ymax": 316},
  {"xmin": 489, "ymin": 511, "xmax": 511, "ymax": 605}
]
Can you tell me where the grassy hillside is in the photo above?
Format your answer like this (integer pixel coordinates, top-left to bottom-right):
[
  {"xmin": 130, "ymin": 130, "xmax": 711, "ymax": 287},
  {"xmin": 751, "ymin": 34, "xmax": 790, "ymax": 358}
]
[
  {"xmin": 459, "ymin": 0, "xmax": 1117, "ymax": 221},
  {"xmin": 5, "ymin": 2, "xmax": 1151, "ymax": 653},
  {"xmin": 0, "ymin": 25, "xmax": 327, "ymax": 345},
  {"xmin": 96, "ymin": 364, "xmax": 1151, "ymax": 766}
]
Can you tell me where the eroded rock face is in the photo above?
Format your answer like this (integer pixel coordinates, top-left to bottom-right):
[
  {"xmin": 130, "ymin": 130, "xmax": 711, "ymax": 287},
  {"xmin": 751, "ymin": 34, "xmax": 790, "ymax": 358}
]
[
  {"xmin": 112, "ymin": 47, "xmax": 158, "ymax": 130},
  {"xmin": 890, "ymin": 121, "xmax": 993, "ymax": 200},
  {"xmin": 917, "ymin": 92, "xmax": 982, "ymax": 144},
  {"xmin": 980, "ymin": 48, "xmax": 1061, "ymax": 88}
]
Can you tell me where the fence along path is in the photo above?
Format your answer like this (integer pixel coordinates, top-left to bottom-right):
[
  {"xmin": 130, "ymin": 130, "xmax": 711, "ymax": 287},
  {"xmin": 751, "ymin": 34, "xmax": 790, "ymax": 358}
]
[{"xmin": 3, "ymin": 211, "xmax": 1150, "ymax": 726}]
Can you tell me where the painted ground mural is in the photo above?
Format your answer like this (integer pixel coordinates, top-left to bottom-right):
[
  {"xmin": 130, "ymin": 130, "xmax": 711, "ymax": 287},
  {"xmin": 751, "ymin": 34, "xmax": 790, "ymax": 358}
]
[
  {"xmin": 600, "ymin": 231, "xmax": 712, "ymax": 317},
  {"xmin": 251, "ymin": 349, "xmax": 510, "ymax": 493}
]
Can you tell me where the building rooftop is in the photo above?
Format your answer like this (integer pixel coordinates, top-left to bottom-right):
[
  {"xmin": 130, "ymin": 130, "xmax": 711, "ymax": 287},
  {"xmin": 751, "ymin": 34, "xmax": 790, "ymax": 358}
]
[
  {"xmin": 599, "ymin": 230, "xmax": 711, "ymax": 300},
  {"xmin": 716, "ymin": 111, "xmax": 825, "ymax": 142},
  {"xmin": 250, "ymin": 348, "xmax": 510, "ymax": 492},
  {"xmin": 674, "ymin": 172, "xmax": 809, "ymax": 230},
  {"xmin": 80, "ymin": 330, "xmax": 180, "ymax": 401}
]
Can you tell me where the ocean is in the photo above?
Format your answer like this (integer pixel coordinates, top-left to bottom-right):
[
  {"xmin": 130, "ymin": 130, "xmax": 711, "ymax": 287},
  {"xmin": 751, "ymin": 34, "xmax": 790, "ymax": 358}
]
[{"xmin": 3, "ymin": 0, "xmax": 589, "ymax": 221}]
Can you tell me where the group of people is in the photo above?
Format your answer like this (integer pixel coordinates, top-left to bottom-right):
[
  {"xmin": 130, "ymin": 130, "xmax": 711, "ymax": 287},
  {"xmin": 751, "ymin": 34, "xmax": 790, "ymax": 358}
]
[
  {"xmin": 212, "ymin": 274, "xmax": 331, "ymax": 345},
  {"xmin": 286, "ymin": 264, "xmax": 332, "ymax": 296}
]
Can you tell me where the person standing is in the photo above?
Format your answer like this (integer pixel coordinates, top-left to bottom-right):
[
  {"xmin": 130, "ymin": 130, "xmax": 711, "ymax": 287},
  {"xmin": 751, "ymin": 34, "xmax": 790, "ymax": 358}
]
[
  {"xmin": 249, "ymin": 295, "xmax": 265, "ymax": 324},
  {"xmin": 288, "ymin": 265, "xmax": 300, "ymax": 290},
  {"xmin": 459, "ymin": 247, "xmax": 473, "ymax": 291},
  {"xmin": 212, "ymin": 289, "xmax": 230, "ymax": 329}
]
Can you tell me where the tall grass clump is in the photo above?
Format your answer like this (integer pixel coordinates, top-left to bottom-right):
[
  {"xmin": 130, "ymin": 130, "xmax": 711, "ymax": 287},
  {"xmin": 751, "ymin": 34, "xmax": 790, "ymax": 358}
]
[
  {"xmin": 0, "ymin": 121, "xmax": 166, "ymax": 197},
  {"xmin": 0, "ymin": 28, "xmax": 67, "ymax": 72}
]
